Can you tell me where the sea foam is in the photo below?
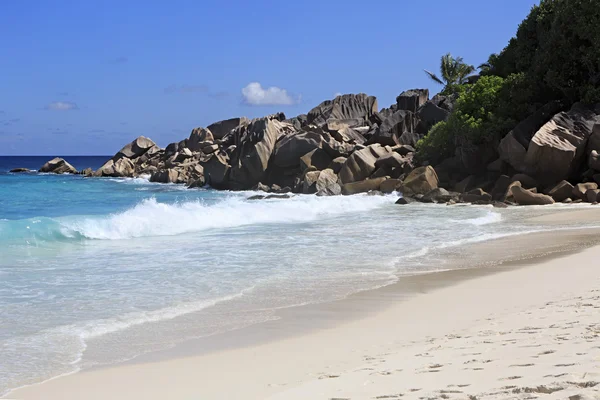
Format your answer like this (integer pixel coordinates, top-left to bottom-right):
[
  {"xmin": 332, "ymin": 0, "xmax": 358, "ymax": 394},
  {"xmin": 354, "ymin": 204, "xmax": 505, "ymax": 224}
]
[{"xmin": 61, "ymin": 194, "xmax": 395, "ymax": 240}]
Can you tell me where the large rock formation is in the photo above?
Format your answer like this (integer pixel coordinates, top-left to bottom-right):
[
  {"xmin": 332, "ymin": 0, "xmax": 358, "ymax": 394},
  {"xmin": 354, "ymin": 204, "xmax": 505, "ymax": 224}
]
[
  {"xmin": 402, "ymin": 166, "xmax": 439, "ymax": 195},
  {"xmin": 338, "ymin": 144, "xmax": 393, "ymax": 184},
  {"xmin": 207, "ymin": 117, "xmax": 249, "ymax": 139},
  {"xmin": 511, "ymin": 186, "xmax": 554, "ymax": 205},
  {"xmin": 202, "ymin": 153, "xmax": 230, "ymax": 188},
  {"xmin": 271, "ymin": 131, "xmax": 324, "ymax": 168},
  {"xmin": 187, "ymin": 128, "xmax": 214, "ymax": 152},
  {"xmin": 524, "ymin": 104, "xmax": 600, "ymax": 185},
  {"xmin": 415, "ymin": 101, "xmax": 449, "ymax": 134},
  {"xmin": 315, "ymin": 169, "xmax": 341, "ymax": 196},
  {"xmin": 370, "ymin": 110, "xmax": 417, "ymax": 146},
  {"xmin": 498, "ymin": 132, "xmax": 527, "ymax": 172},
  {"xmin": 306, "ymin": 94, "xmax": 378, "ymax": 127},
  {"xmin": 228, "ymin": 117, "xmax": 295, "ymax": 190},
  {"xmin": 396, "ymin": 89, "xmax": 429, "ymax": 113},
  {"xmin": 342, "ymin": 177, "xmax": 387, "ymax": 195},
  {"xmin": 39, "ymin": 157, "xmax": 77, "ymax": 174},
  {"xmin": 95, "ymin": 136, "xmax": 158, "ymax": 177},
  {"xmin": 83, "ymin": 88, "xmax": 598, "ymax": 206}
]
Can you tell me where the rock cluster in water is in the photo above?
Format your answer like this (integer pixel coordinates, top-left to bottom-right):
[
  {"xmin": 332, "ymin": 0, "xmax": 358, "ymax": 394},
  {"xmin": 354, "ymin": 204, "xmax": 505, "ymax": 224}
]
[{"xmin": 37, "ymin": 91, "xmax": 600, "ymax": 206}]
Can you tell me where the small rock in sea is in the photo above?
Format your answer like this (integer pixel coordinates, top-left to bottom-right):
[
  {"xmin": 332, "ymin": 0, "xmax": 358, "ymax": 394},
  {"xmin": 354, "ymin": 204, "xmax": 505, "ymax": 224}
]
[
  {"xmin": 492, "ymin": 201, "xmax": 508, "ymax": 208},
  {"xmin": 9, "ymin": 168, "xmax": 30, "ymax": 173},
  {"xmin": 79, "ymin": 168, "xmax": 94, "ymax": 177},
  {"xmin": 264, "ymin": 194, "xmax": 291, "ymax": 200},
  {"xmin": 395, "ymin": 197, "xmax": 410, "ymax": 205},
  {"xmin": 252, "ymin": 182, "xmax": 271, "ymax": 193},
  {"xmin": 247, "ymin": 195, "xmax": 265, "ymax": 200},
  {"xmin": 446, "ymin": 199, "xmax": 456, "ymax": 206},
  {"xmin": 273, "ymin": 186, "xmax": 291, "ymax": 194}
]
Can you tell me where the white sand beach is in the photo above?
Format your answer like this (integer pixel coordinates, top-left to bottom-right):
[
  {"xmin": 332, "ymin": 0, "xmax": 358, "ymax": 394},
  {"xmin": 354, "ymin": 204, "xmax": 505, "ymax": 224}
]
[{"xmin": 7, "ymin": 210, "xmax": 600, "ymax": 400}]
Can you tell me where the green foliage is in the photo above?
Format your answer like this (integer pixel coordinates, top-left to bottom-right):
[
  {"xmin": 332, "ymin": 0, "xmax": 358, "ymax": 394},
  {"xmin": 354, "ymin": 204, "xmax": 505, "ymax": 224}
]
[
  {"xmin": 417, "ymin": 0, "xmax": 600, "ymax": 167},
  {"xmin": 424, "ymin": 53, "xmax": 476, "ymax": 93},
  {"xmin": 416, "ymin": 76, "xmax": 524, "ymax": 164},
  {"xmin": 415, "ymin": 121, "xmax": 454, "ymax": 164},
  {"xmin": 491, "ymin": 0, "xmax": 600, "ymax": 103}
]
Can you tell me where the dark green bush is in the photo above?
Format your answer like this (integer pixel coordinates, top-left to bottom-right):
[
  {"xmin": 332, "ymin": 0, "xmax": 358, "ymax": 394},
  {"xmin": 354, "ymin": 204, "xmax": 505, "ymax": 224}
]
[
  {"xmin": 416, "ymin": 76, "xmax": 509, "ymax": 164},
  {"xmin": 491, "ymin": 0, "xmax": 600, "ymax": 103},
  {"xmin": 417, "ymin": 0, "xmax": 600, "ymax": 166}
]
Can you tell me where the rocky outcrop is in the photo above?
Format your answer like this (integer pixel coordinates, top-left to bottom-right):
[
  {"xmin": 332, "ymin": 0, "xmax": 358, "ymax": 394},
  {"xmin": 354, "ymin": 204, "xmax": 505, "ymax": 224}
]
[
  {"xmin": 328, "ymin": 157, "xmax": 346, "ymax": 174},
  {"xmin": 370, "ymin": 110, "xmax": 417, "ymax": 146},
  {"xmin": 341, "ymin": 177, "xmax": 386, "ymax": 195},
  {"xmin": 524, "ymin": 104, "xmax": 600, "ymax": 185},
  {"xmin": 315, "ymin": 169, "xmax": 341, "ymax": 196},
  {"xmin": 416, "ymin": 101, "xmax": 449, "ymax": 134},
  {"xmin": 396, "ymin": 89, "xmax": 429, "ymax": 113},
  {"xmin": 380, "ymin": 178, "xmax": 402, "ymax": 194},
  {"xmin": 589, "ymin": 150, "xmax": 600, "ymax": 171},
  {"xmin": 586, "ymin": 189, "xmax": 600, "ymax": 203},
  {"xmin": 150, "ymin": 168, "xmax": 179, "ymax": 183},
  {"xmin": 207, "ymin": 117, "xmax": 249, "ymax": 139},
  {"xmin": 271, "ymin": 131, "xmax": 324, "ymax": 168},
  {"xmin": 573, "ymin": 182, "xmax": 598, "ymax": 200},
  {"xmin": 187, "ymin": 128, "xmax": 214, "ymax": 152},
  {"xmin": 201, "ymin": 153, "xmax": 229, "ymax": 188},
  {"xmin": 39, "ymin": 157, "xmax": 78, "ymax": 174},
  {"xmin": 402, "ymin": 166, "xmax": 438, "ymax": 195},
  {"xmin": 338, "ymin": 147, "xmax": 378, "ymax": 184},
  {"xmin": 307, "ymin": 94, "xmax": 378, "ymax": 127},
  {"xmin": 302, "ymin": 170, "xmax": 321, "ymax": 194},
  {"xmin": 586, "ymin": 124, "xmax": 600, "ymax": 154},
  {"xmin": 498, "ymin": 132, "xmax": 527, "ymax": 172},
  {"xmin": 422, "ymin": 188, "xmax": 456, "ymax": 203},
  {"xmin": 99, "ymin": 157, "xmax": 135, "ymax": 177},
  {"xmin": 511, "ymin": 186, "xmax": 555, "ymax": 205},
  {"xmin": 284, "ymin": 114, "xmax": 307, "ymax": 130},
  {"xmin": 9, "ymin": 168, "xmax": 31, "ymax": 173},
  {"xmin": 300, "ymin": 148, "xmax": 331, "ymax": 171},
  {"xmin": 81, "ymin": 89, "xmax": 595, "ymax": 206},
  {"xmin": 546, "ymin": 180, "xmax": 574, "ymax": 202},
  {"xmin": 512, "ymin": 100, "xmax": 566, "ymax": 149},
  {"xmin": 460, "ymin": 188, "xmax": 492, "ymax": 204},
  {"xmin": 116, "ymin": 136, "xmax": 157, "ymax": 159},
  {"xmin": 95, "ymin": 136, "xmax": 158, "ymax": 177},
  {"xmin": 228, "ymin": 118, "xmax": 294, "ymax": 189}
]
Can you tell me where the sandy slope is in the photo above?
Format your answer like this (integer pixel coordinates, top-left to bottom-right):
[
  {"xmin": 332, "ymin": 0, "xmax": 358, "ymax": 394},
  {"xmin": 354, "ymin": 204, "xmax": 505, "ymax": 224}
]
[
  {"xmin": 268, "ymin": 247, "xmax": 600, "ymax": 400},
  {"xmin": 7, "ymin": 217, "xmax": 600, "ymax": 400}
]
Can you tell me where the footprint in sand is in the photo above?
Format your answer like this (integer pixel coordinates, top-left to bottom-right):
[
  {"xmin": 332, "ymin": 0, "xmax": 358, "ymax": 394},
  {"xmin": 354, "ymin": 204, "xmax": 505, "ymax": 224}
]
[
  {"xmin": 501, "ymin": 376, "xmax": 523, "ymax": 381},
  {"xmin": 538, "ymin": 350, "xmax": 556, "ymax": 355},
  {"xmin": 319, "ymin": 374, "xmax": 340, "ymax": 379}
]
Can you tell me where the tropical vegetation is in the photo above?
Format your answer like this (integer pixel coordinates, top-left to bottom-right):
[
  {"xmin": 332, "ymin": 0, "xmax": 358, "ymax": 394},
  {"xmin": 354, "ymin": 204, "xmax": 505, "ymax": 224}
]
[
  {"xmin": 423, "ymin": 53, "xmax": 475, "ymax": 94},
  {"xmin": 416, "ymin": 0, "xmax": 600, "ymax": 165}
]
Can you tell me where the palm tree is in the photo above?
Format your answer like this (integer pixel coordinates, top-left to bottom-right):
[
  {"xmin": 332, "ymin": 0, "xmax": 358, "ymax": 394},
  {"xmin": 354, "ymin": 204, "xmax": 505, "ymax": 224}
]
[
  {"xmin": 424, "ymin": 53, "xmax": 475, "ymax": 90},
  {"xmin": 477, "ymin": 53, "xmax": 500, "ymax": 76}
]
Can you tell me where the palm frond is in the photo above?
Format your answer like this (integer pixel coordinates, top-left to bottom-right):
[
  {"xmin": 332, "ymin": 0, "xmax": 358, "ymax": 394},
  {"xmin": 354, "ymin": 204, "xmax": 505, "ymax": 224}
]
[{"xmin": 424, "ymin": 69, "xmax": 444, "ymax": 85}]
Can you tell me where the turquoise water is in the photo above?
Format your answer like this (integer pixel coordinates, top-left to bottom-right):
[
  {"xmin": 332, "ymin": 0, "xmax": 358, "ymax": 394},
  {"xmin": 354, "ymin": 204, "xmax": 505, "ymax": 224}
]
[{"xmin": 0, "ymin": 156, "xmax": 594, "ymax": 396}]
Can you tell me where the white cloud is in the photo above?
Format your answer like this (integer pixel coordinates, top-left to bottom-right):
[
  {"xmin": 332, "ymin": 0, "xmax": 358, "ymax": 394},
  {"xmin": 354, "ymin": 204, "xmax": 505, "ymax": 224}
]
[
  {"xmin": 241, "ymin": 82, "xmax": 298, "ymax": 106},
  {"xmin": 45, "ymin": 101, "xmax": 78, "ymax": 111}
]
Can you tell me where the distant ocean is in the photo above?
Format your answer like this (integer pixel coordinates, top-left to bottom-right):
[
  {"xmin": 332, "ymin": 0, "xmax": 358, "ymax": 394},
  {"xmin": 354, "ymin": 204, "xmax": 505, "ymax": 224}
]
[{"xmin": 0, "ymin": 156, "xmax": 594, "ymax": 396}]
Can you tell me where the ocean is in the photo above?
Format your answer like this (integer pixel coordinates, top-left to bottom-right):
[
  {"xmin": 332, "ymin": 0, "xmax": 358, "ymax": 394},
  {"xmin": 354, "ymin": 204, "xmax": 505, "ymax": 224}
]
[{"xmin": 0, "ymin": 156, "xmax": 594, "ymax": 396}]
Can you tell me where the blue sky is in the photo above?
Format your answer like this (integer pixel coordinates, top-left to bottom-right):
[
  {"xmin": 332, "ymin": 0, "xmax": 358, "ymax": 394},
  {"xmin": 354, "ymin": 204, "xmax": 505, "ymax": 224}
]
[{"xmin": 0, "ymin": 0, "xmax": 539, "ymax": 155}]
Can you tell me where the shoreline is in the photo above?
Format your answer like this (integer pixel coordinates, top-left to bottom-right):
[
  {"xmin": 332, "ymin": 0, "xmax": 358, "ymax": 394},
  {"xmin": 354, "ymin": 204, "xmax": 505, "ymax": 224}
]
[{"xmin": 6, "ymin": 207, "xmax": 600, "ymax": 399}]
